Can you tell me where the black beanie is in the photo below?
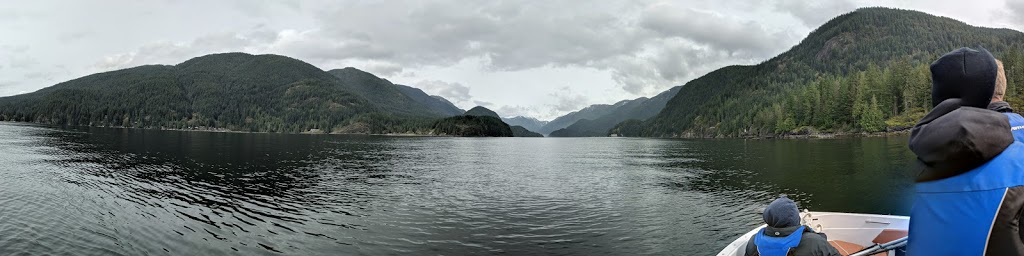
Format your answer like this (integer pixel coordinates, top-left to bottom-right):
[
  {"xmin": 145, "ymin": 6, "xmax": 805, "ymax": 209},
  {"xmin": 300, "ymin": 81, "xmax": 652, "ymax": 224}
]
[
  {"xmin": 930, "ymin": 47, "xmax": 998, "ymax": 108},
  {"xmin": 763, "ymin": 197, "xmax": 801, "ymax": 228}
]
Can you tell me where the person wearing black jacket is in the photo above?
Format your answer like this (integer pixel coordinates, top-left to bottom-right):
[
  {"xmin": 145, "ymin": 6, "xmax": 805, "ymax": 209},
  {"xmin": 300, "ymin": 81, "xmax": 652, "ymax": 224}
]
[
  {"xmin": 987, "ymin": 59, "xmax": 1024, "ymax": 141},
  {"xmin": 907, "ymin": 47, "xmax": 1024, "ymax": 255},
  {"xmin": 744, "ymin": 197, "xmax": 840, "ymax": 256}
]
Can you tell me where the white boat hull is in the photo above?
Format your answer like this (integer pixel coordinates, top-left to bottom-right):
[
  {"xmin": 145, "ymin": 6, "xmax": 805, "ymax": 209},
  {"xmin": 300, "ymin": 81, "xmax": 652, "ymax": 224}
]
[{"xmin": 717, "ymin": 211, "xmax": 909, "ymax": 256}]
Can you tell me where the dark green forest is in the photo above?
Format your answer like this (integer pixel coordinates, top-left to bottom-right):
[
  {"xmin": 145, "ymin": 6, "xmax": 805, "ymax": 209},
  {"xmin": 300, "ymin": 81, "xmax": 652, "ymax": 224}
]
[
  {"xmin": 0, "ymin": 53, "xmax": 474, "ymax": 134},
  {"xmin": 5, "ymin": 8, "xmax": 1023, "ymax": 139},
  {"xmin": 464, "ymin": 106, "xmax": 501, "ymax": 118},
  {"xmin": 617, "ymin": 7, "xmax": 1024, "ymax": 138},
  {"xmin": 551, "ymin": 86, "xmax": 681, "ymax": 137},
  {"xmin": 0, "ymin": 53, "xmax": 538, "ymax": 137},
  {"xmin": 510, "ymin": 126, "xmax": 544, "ymax": 137},
  {"xmin": 431, "ymin": 115, "xmax": 513, "ymax": 137}
]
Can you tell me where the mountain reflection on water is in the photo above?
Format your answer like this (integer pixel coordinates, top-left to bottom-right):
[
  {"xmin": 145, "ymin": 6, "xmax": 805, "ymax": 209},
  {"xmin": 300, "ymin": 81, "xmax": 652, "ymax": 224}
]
[{"xmin": 0, "ymin": 122, "xmax": 915, "ymax": 255}]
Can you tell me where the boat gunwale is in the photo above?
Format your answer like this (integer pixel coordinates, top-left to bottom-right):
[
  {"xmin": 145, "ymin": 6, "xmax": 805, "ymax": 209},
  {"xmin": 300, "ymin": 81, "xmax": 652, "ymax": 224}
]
[{"xmin": 716, "ymin": 211, "xmax": 909, "ymax": 256}]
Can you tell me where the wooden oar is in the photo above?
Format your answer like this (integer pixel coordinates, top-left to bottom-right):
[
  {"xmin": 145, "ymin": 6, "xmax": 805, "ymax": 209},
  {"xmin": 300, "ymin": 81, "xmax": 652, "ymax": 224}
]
[{"xmin": 849, "ymin": 236, "xmax": 908, "ymax": 256}]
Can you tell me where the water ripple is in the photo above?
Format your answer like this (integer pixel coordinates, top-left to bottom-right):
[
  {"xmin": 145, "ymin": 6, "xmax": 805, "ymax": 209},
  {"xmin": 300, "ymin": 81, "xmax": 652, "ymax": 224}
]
[{"xmin": 0, "ymin": 124, "xmax": 916, "ymax": 255}]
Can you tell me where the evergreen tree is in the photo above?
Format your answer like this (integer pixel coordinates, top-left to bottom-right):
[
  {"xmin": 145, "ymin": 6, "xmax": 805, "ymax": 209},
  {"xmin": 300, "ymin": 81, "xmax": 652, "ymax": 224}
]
[
  {"xmin": 860, "ymin": 96, "xmax": 887, "ymax": 132},
  {"xmin": 632, "ymin": 7, "xmax": 1024, "ymax": 137},
  {"xmin": 909, "ymin": 64, "xmax": 932, "ymax": 111}
]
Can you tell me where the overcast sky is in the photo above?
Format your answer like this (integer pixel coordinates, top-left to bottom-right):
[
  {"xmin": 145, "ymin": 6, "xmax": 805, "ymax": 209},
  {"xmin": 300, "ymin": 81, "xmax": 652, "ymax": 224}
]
[{"xmin": 1, "ymin": 0, "xmax": 1021, "ymax": 120}]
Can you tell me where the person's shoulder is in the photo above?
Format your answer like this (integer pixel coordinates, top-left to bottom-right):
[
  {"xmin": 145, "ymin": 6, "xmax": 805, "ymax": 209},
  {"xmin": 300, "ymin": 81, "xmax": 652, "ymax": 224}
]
[
  {"xmin": 799, "ymin": 231, "xmax": 828, "ymax": 243},
  {"xmin": 995, "ymin": 142, "xmax": 1024, "ymax": 172},
  {"xmin": 1005, "ymin": 141, "xmax": 1024, "ymax": 154},
  {"xmin": 796, "ymin": 231, "xmax": 839, "ymax": 255},
  {"xmin": 744, "ymin": 232, "xmax": 758, "ymax": 256}
]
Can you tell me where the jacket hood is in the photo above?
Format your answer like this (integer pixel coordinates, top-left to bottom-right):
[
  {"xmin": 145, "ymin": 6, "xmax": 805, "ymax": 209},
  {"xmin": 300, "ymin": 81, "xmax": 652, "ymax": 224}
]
[
  {"xmin": 763, "ymin": 197, "xmax": 800, "ymax": 228},
  {"xmin": 930, "ymin": 47, "xmax": 998, "ymax": 108},
  {"xmin": 989, "ymin": 101, "xmax": 1014, "ymax": 113},
  {"xmin": 909, "ymin": 98, "xmax": 1013, "ymax": 182}
]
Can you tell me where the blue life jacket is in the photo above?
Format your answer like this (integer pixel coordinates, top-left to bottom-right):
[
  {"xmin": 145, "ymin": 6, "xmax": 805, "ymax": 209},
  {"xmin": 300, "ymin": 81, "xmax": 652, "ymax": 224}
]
[
  {"xmin": 754, "ymin": 226, "xmax": 805, "ymax": 256},
  {"xmin": 908, "ymin": 142, "xmax": 1024, "ymax": 255},
  {"xmin": 1005, "ymin": 113, "xmax": 1024, "ymax": 142}
]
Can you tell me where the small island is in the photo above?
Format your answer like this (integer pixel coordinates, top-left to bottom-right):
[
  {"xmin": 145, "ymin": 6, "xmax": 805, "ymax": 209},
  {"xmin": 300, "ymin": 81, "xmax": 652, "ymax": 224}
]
[{"xmin": 431, "ymin": 107, "xmax": 513, "ymax": 137}]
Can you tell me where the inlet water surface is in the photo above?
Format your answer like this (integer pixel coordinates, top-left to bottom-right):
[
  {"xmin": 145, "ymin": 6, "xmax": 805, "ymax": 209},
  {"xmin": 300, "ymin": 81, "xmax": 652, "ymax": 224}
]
[{"xmin": 0, "ymin": 122, "xmax": 915, "ymax": 255}]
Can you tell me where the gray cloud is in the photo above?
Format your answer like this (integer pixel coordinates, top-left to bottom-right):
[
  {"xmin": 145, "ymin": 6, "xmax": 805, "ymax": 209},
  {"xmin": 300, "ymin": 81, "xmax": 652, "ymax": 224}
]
[
  {"xmin": 3, "ymin": 0, "xmax": 1018, "ymax": 120},
  {"xmin": 92, "ymin": 30, "xmax": 273, "ymax": 70},
  {"xmin": 1009, "ymin": 1, "xmax": 1024, "ymax": 25},
  {"xmin": 0, "ymin": 8, "xmax": 23, "ymax": 22},
  {"xmin": 602, "ymin": 39, "xmax": 747, "ymax": 95},
  {"xmin": 58, "ymin": 31, "xmax": 93, "ymax": 42},
  {"xmin": 361, "ymin": 62, "xmax": 404, "ymax": 78},
  {"xmin": 496, "ymin": 105, "xmax": 533, "ymax": 118},
  {"xmin": 4, "ymin": 45, "xmax": 29, "ymax": 53},
  {"xmin": 548, "ymin": 87, "xmax": 589, "ymax": 113},
  {"xmin": 85, "ymin": 0, "xmax": 800, "ymax": 97},
  {"xmin": 23, "ymin": 71, "xmax": 50, "ymax": 80},
  {"xmin": 472, "ymin": 100, "xmax": 494, "ymax": 108},
  {"xmin": 639, "ymin": 3, "xmax": 794, "ymax": 56},
  {"xmin": 415, "ymin": 80, "xmax": 473, "ymax": 104},
  {"xmin": 304, "ymin": 1, "xmax": 649, "ymax": 70},
  {"xmin": 773, "ymin": 0, "xmax": 856, "ymax": 27},
  {"xmin": 8, "ymin": 56, "xmax": 38, "ymax": 69}
]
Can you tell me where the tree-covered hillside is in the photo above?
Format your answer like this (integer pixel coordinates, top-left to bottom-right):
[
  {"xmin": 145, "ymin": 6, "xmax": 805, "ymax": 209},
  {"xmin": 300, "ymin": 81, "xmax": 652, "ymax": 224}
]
[
  {"xmin": 539, "ymin": 101, "xmax": 627, "ymax": 134},
  {"xmin": 550, "ymin": 86, "xmax": 681, "ymax": 137},
  {"xmin": 464, "ymin": 106, "xmax": 501, "ymax": 118},
  {"xmin": 510, "ymin": 126, "xmax": 544, "ymax": 137},
  {"xmin": 549, "ymin": 119, "xmax": 608, "ymax": 137},
  {"xmin": 502, "ymin": 116, "xmax": 548, "ymax": 133},
  {"xmin": 327, "ymin": 68, "xmax": 443, "ymax": 117},
  {"xmin": 394, "ymin": 84, "xmax": 465, "ymax": 116},
  {"xmin": 430, "ymin": 115, "xmax": 513, "ymax": 137},
  {"xmin": 0, "ymin": 53, "xmax": 452, "ymax": 134},
  {"xmin": 623, "ymin": 7, "xmax": 1024, "ymax": 138}
]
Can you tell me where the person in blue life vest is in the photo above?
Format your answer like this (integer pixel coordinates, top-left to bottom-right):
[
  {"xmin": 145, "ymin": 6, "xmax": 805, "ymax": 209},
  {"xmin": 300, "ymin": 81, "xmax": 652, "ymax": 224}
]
[
  {"xmin": 744, "ymin": 196, "xmax": 840, "ymax": 256},
  {"xmin": 907, "ymin": 47, "xmax": 1024, "ymax": 255},
  {"xmin": 987, "ymin": 59, "xmax": 1024, "ymax": 141}
]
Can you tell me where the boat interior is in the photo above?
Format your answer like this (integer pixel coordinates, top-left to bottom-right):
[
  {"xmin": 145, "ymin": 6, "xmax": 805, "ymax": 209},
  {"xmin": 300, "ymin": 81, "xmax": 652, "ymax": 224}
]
[{"xmin": 718, "ymin": 211, "xmax": 909, "ymax": 256}]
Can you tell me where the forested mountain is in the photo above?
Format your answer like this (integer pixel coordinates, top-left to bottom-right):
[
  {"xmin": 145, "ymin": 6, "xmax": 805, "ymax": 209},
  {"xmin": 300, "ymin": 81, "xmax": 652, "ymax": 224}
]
[
  {"xmin": 549, "ymin": 86, "xmax": 681, "ymax": 137},
  {"xmin": 549, "ymin": 119, "xmax": 607, "ymax": 137},
  {"xmin": 502, "ymin": 116, "xmax": 548, "ymax": 133},
  {"xmin": 430, "ymin": 115, "xmax": 513, "ymax": 137},
  {"xmin": 326, "ymin": 68, "xmax": 442, "ymax": 117},
  {"xmin": 539, "ymin": 102, "xmax": 624, "ymax": 134},
  {"xmin": 464, "ymin": 106, "xmax": 500, "ymax": 118},
  {"xmin": 510, "ymin": 126, "xmax": 544, "ymax": 137},
  {"xmin": 0, "ymin": 53, "xmax": 462, "ymax": 134},
  {"xmin": 617, "ymin": 7, "xmax": 1024, "ymax": 138},
  {"xmin": 394, "ymin": 84, "xmax": 465, "ymax": 116}
]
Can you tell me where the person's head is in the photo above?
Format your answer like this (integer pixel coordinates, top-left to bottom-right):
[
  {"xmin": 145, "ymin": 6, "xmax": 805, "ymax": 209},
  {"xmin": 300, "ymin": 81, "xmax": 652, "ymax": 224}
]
[
  {"xmin": 763, "ymin": 196, "xmax": 800, "ymax": 228},
  {"xmin": 930, "ymin": 47, "xmax": 999, "ymax": 108},
  {"xmin": 993, "ymin": 59, "xmax": 1007, "ymax": 102}
]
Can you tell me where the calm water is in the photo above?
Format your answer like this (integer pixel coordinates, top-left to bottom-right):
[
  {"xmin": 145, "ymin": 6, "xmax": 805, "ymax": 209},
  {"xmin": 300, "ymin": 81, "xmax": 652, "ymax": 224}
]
[{"xmin": 0, "ymin": 122, "xmax": 916, "ymax": 255}]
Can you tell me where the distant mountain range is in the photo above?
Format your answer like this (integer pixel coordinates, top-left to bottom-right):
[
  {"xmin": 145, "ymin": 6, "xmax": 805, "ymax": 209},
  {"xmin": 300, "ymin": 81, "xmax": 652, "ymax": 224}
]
[
  {"xmin": 394, "ymin": 84, "xmax": 465, "ymax": 117},
  {"xmin": 431, "ymin": 115, "xmax": 513, "ymax": 137},
  {"xmin": 510, "ymin": 125, "xmax": 543, "ymax": 137},
  {"xmin": 407, "ymin": 105, "xmax": 542, "ymax": 137},
  {"xmin": 460, "ymin": 106, "xmax": 542, "ymax": 137},
  {"xmin": 0, "ymin": 53, "xmax": 483, "ymax": 135},
  {"xmin": 464, "ymin": 106, "xmax": 501, "ymax": 118},
  {"xmin": 502, "ymin": 116, "xmax": 548, "ymax": 133},
  {"xmin": 547, "ymin": 86, "xmax": 681, "ymax": 137},
  {"xmin": 5, "ymin": 8, "xmax": 1020, "ymax": 139},
  {"xmin": 621, "ymin": 7, "xmax": 1024, "ymax": 137},
  {"xmin": 326, "ymin": 67, "xmax": 465, "ymax": 118}
]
